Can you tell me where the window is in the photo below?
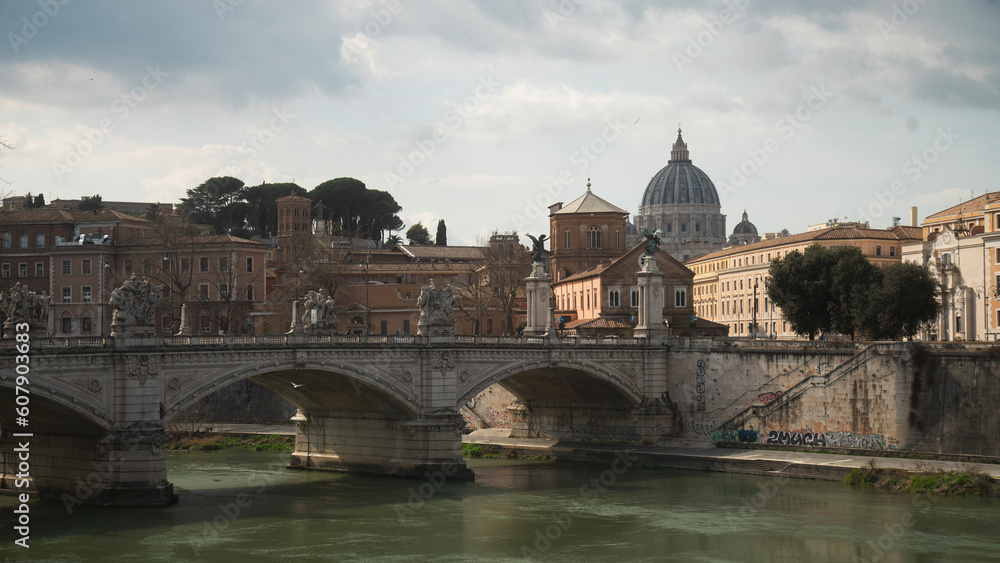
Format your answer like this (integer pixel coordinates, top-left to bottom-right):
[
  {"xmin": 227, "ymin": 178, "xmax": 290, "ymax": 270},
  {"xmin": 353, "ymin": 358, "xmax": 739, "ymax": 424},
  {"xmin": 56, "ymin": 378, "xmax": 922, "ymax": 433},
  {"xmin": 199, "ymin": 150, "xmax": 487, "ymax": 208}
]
[
  {"xmin": 956, "ymin": 314, "xmax": 963, "ymax": 333},
  {"xmin": 890, "ymin": 246, "xmax": 896, "ymax": 257},
  {"xmin": 18, "ymin": 263, "xmax": 27, "ymax": 277},
  {"xmin": 82, "ymin": 286, "xmax": 92, "ymax": 302},
  {"xmin": 1, "ymin": 264, "xmax": 8, "ymax": 277},
  {"xmin": 380, "ymin": 320, "xmax": 388, "ymax": 335},
  {"xmin": 675, "ymin": 289, "xmax": 687, "ymax": 308},
  {"xmin": 695, "ymin": 222, "xmax": 700, "ymax": 232},
  {"xmin": 35, "ymin": 262, "xmax": 44, "ymax": 277},
  {"xmin": 666, "ymin": 224, "xmax": 672, "ymax": 233},
  {"xmin": 81, "ymin": 316, "xmax": 93, "ymax": 335},
  {"xmin": 82, "ymin": 259, "xmax": 92, "ymax": 275},
  {"xmin": 200, "ymin": 257, "xmax": 209, "ymax": 272},
  {"xmin": 876, "ymin": 245, "xmax": 882, "ymax": 257},
  {"xmin": 219, "ymin": 284, "xmax": 228, "ymax": 300},
  {"xmin": 62, "ymin": 287, "xmax": 71, "ymax": 302},
  {"xmin": 586, "ymin": 226, "xmax": 601, "ymax": 249},
  {"xmin": 608, "ymin": 289, "xmax": 621, "ymax": 308},
  {"xmin": 61, "ymin": 316, "xmax": 72, "ymax": 334},
  {"xmin": 246, "ymin": 284, "xmax": 254, "ymax": 301},
  {"xmin": 681, "ymin": 223, "xmax": 687, "ymax": 232},
  {"xmin": 123, "ymin": 259, "xmax": 133, "ymax": 275},
  {"xmin": 20, "ymin": 231, "xmax": 28, "ymax": 248},
  {"xmin": 2, "ymin": 232, "xmax": 10, "ymax": 248},
  {"xmin": 615, "ymin": 229, "xmax": 621, "ymax": 249},
  {"xmin": 246, "ymin": 257, "xmax": 254, "ymax": 273},
  {"xmin": 143, "ymin": 259, "xmax": 152, "ymax": 274},
  {"xmin": 181, "ymin": 257, "xmax": 190, "ymax": 272},
  {"xmin": 219, "ymin": 257, "xmax": 229, "ymax": 272},
  {"xmin": 199, "ymin": 284, "xmax": 209, "ymax": 299},
  {"xmin": 200, "ymin": 316, "xmax": 211, "ymax": 332},
  {"xmin": 403, "ymin": 319, "xmax": 410, "ymax": 334},
  {"xmin": 62, "ymin": 259, "xmax": 71, "ymax": 275},
  {"xmin": 563, "ymin": 229, "xmax": 571, "ymax": 249},
  {"xmin": 36, "ymin": 231, "xmax": 45, "ymax": 247}
]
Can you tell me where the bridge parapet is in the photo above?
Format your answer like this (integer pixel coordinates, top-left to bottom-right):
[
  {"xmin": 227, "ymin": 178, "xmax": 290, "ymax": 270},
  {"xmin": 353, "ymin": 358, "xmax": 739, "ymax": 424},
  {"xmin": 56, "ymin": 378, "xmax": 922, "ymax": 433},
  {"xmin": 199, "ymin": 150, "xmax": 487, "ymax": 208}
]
[{"xmin": 0, "ymin": 333, "xmax": 650, "ymax": 350}]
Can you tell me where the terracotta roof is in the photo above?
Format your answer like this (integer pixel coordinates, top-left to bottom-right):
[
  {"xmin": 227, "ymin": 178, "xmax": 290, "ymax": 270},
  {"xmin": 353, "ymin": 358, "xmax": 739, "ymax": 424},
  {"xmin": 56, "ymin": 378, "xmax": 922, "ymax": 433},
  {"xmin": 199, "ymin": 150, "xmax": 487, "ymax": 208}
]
[
  {"xmin": 686, "ymin": 225, "xmax": 922, "ymax": 265},
  {"xmin": 556, "ymin": 262, "xmax": 611, "ymax": 284},
  {"xmin": 553, "ymin": 189, "xmax": 627, "ymax": 215},
  {"xmin": 1, "ymin": 208, "xmax": 150, "ymax": 224},
  {"xmin": 925, "ymin": 192, "xmax": 1000, "ymax": 220},
  {"xmin": 564, "ymin": 316, "xmax": 633, "ymax": 330},
  {"xmin": 398, "ymin": 245, "xmax": 484, "ymax": 261}
]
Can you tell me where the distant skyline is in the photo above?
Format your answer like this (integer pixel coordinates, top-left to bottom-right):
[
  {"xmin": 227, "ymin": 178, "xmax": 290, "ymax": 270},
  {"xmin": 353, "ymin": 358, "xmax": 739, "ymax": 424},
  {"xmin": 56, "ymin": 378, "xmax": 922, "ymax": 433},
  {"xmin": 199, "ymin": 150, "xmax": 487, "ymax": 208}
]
[{"xmin": 2, "ymin": 0, "xmax": 998, "ymax": 245}]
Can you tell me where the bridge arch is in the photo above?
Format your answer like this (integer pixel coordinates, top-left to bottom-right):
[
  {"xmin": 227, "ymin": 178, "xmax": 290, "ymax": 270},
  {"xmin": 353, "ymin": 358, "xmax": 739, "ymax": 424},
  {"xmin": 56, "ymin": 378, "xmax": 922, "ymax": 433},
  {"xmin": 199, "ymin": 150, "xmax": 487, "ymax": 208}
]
[
  {"xmin": 458, "ymin": 359, "xmax": 644, "ymax": 409},
  {"xmin": 163, "ymin": 360, "xmax": 422, "ymax": 423},
  {"xmin": 0, "ymin": 377, "xmax": 113, "ymax": 433}
]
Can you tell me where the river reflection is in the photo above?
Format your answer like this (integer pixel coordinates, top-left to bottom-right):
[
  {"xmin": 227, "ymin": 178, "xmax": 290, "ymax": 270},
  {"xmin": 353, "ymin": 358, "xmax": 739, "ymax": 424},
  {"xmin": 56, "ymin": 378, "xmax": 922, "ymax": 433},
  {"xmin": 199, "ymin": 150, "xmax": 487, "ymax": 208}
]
[{"xmin": 4, "ymin": 449, "xmax": 1000, "ymax": 562}]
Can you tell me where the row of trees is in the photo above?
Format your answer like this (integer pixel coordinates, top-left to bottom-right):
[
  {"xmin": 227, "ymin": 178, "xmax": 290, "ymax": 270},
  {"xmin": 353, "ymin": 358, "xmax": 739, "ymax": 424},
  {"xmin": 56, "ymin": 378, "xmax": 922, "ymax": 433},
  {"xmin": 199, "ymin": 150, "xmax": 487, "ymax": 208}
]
[
  {"xmin": 767, "ymin": 245, "xmax": 938, "ymax": 340},
  {"xmin": 178, "ymin": 176, "xmax": 410, "ymax": 244}
]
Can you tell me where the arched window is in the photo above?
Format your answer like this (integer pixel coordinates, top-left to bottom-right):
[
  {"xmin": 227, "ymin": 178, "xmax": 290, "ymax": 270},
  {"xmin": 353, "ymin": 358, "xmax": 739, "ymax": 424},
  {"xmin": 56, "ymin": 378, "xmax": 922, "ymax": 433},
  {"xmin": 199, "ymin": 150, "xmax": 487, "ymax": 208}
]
[
  {"xmin": 2, "ymin": 233, "xmax": 10, "ymax": 248},
  {"xmin": 586, "ymin": 226, "xmax": 601, "ymax": 249},
  {"xmin": 36, "ymin": 230, "xmax": 45, "ymax": 247},
  {"xmin": 615, "ymin": 229, "xmax": 621, "ymax": 249},
  {"xmin": 563, "ymin": 229, "xmax": 571, "ymax": 249}
]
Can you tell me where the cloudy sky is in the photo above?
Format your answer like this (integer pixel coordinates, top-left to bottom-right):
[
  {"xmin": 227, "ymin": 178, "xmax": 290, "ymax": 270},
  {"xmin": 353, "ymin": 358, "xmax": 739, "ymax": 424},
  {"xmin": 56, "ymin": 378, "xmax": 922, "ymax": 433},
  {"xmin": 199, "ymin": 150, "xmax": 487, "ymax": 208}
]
[{"xmin": 2, "ymin": 0, "xmax": 998, "ymax": 245}]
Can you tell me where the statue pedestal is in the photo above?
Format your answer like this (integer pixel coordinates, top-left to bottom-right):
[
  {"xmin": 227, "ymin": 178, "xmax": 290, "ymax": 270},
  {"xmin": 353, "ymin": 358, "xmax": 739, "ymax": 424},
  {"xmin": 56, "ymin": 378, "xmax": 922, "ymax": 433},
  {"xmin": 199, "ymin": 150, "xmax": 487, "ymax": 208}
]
[
  {"xmin": 523, "ymin": 262, "xmax": 550, "ymax": 337},
  {"xmin": 287, "ymin": 301, "xmax": 303, "ymax": 335},
  {"xmin": 633, "ymin": 255, "xmax": 667, "ymax": 343}
]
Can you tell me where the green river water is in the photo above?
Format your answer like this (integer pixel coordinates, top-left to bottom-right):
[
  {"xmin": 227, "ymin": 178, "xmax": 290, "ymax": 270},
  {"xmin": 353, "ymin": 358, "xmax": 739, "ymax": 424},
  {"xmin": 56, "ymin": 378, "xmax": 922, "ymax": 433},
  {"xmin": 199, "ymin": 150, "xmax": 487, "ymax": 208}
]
[{"xmin": 3, "ymin": 449, "xmax": 1000, "ymax": 562}]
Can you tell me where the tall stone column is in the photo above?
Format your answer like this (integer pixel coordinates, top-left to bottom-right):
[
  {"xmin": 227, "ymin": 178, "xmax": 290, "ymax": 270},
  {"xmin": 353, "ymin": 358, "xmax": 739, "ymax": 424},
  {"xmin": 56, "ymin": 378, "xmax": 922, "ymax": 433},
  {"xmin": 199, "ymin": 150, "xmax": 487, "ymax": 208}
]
[
  {"xmin": 523, "ymin": 261, "xmax": 550, "ymax": 337},
  {"xmin": 634, "ymin": 255, "xmax": 667, "ymax": 343}
]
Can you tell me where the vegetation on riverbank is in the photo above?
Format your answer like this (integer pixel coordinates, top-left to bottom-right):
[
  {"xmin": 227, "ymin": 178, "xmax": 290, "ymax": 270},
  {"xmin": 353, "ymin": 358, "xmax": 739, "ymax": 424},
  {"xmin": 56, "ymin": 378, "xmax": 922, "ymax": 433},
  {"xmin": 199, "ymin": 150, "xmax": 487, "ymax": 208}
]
[
  {"xmin": 167, "ymin": 433, "xmax": 294, "ymax": 452},
  {"xmin": 462, "ymin": 443, "xmax": 552, "ymax": 461},
  {"xmin": 844, "ymin": 460, "xmax": 999, "ymax": 496}
]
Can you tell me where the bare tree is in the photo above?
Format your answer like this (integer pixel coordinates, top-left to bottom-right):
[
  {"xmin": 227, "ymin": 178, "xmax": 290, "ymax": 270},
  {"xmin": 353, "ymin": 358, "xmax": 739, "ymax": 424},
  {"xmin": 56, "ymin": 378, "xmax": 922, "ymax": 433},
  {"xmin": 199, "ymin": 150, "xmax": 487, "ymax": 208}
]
[
  {"xmin": 144, "ymin": 217, "xmax": 201, "ymax": 334},
  {"xmin": 477, "ymin": 234, "xmax": 531, "ymax": 334},
  {"xmin": 451, "ymin": 270, "xmax": 496, "ymax": 335}
]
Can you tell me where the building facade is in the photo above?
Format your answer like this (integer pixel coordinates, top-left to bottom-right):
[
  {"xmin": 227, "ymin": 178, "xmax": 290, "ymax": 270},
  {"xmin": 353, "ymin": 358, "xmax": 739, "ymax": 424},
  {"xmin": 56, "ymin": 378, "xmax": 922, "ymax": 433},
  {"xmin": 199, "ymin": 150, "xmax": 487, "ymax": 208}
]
[
  {"xmin": 548, "ymin": 183, "xmax": 630, "ymax": 281},
  {"xmin": 902, "ymin": 193, "xmax": 1000, "ymax": 341},
  {"xmin": 687, "ymin": 225, "xmax": 921, "ymax": 339}
]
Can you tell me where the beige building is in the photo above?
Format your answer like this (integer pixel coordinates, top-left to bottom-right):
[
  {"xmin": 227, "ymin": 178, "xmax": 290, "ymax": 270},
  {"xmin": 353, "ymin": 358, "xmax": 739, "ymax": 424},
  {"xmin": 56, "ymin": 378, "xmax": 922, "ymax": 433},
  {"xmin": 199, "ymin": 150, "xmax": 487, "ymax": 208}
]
[
  {"xmin": 903, "ymin": 193, "xmax": 1000, "ymax": 341},
  {"xmin": 687, "ymin": 224, "xmax": 921, "ymax": 339}
]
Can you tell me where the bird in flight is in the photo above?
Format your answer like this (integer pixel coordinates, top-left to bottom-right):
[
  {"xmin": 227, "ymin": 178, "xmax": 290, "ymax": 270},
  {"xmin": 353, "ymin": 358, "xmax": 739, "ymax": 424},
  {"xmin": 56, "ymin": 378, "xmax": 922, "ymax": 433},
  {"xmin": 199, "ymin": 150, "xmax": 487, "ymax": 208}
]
[{"xmin": 290, "ymin": 382, "xmax": 304, "ymax": 388}]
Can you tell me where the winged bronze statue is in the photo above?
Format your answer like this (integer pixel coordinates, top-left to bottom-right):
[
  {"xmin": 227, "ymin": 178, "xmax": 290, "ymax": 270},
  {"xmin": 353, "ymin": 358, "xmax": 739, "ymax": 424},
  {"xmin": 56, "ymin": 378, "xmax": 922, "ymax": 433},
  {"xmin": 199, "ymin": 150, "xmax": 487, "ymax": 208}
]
[
  {"xmin": 526, "ymin": 233, "xmax": 548, "ymax": 262},
  {"xmin": 640, "ymin": 226, "xmax": 664, "ymax": 256}
]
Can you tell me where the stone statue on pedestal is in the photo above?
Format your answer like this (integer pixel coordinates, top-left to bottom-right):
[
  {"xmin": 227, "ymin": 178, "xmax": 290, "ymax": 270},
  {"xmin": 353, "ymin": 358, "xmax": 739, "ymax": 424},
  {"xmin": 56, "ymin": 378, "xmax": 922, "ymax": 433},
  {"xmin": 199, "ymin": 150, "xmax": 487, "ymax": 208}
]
[
  {"xmin": 418, "ymin": 278, "xmax": 455, "ymax": 334},
  {"xmin": 110, "ymin": 275, "xmax": 162, "ymax": 336},
  {"xmin": 0, "ymin": 282, "xmax": 51, "ymax": 337},
  {"xmin": 302, "ymin": 289, "xmax": 337, "ymax": 334}
]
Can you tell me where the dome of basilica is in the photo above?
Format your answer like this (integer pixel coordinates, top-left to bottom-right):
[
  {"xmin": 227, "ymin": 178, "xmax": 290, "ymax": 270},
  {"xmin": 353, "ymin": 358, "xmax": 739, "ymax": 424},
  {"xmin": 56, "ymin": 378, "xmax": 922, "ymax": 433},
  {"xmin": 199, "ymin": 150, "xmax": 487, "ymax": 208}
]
[
  {"xmin": 732, "ymin": 210, "xmax": 757, "ymax": 235},
  {"xmin": 640, "ymin": 129, "xmax": 720, "ymax": 207}
]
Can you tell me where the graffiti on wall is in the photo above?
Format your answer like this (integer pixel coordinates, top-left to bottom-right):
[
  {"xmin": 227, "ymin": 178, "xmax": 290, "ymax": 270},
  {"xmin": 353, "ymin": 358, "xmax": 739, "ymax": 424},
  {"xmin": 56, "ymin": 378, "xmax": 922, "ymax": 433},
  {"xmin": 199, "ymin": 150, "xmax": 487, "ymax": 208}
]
[
  {"xmin": 712, "ymin": 426, "xmax": 896, "ymax": 450},
  {"xmin": 765, "ymin": 430, "xmax": 827, "ymax": 447},
  {"xmin": 692, "ymin": 419, "xmax": 721, "ymax": 436},
  {"xmin": 485, "ymin": 408, "xmax": 511, "ymax": 429},
  {"xmin": 755, "ymin": 391, "xmax": 782, "ymax": 405},
  {"xmin": 711, "ymin": 429, "xmax": 760, "ymax": 443},
  {"xmin": 695, "ymin": 359, "xmax": 707, "ymax": 412}
]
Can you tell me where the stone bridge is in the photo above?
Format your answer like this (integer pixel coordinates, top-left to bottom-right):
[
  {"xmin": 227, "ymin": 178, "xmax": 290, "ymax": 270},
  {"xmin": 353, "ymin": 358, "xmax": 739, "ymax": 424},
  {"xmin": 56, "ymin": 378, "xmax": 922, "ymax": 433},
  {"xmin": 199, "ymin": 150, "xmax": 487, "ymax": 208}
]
[{"xmin": 0, "ymin": 332, "xmax": 672, "ymax": 506}]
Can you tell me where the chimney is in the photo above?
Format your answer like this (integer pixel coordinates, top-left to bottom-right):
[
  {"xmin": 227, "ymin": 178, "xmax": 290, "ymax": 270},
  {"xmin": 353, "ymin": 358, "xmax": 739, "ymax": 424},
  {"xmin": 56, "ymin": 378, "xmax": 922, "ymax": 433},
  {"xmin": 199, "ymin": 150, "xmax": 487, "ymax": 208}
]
[{"xmin": 910, "ymin": 206, "xmax": 918, "ymax": 227}]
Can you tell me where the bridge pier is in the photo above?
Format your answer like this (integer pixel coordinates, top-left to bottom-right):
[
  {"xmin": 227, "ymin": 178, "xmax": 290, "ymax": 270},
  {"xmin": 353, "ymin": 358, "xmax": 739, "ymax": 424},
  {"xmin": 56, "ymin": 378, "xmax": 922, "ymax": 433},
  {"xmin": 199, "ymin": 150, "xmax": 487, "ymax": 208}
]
[{"xmin": 288, "ymin": 410, "xmax": 472, "ymax": 481}]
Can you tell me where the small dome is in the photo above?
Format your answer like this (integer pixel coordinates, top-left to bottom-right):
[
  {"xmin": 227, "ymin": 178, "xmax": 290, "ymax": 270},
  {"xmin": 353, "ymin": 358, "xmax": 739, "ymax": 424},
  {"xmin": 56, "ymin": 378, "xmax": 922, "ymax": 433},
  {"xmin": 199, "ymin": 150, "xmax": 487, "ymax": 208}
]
[
  {"xmin": 640, "ymin": 129, "xmax": 720, "ymax": 207},
  {"xmin": 732, "ymin": 210, "xmax": 757, "ymax": 235}
]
